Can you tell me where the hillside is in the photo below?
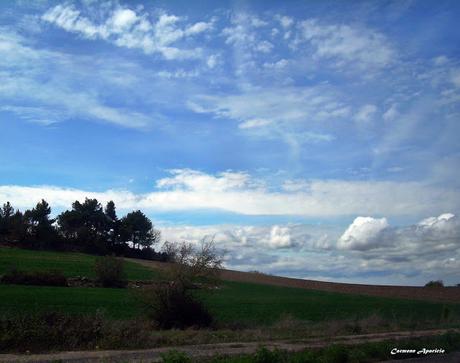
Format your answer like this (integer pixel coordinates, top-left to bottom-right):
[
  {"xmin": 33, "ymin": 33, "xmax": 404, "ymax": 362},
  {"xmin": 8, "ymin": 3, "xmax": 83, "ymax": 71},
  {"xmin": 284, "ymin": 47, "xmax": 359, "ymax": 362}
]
[{"xmin": 127, "ymin": 258, "xmax": 460, "ymax": 303}]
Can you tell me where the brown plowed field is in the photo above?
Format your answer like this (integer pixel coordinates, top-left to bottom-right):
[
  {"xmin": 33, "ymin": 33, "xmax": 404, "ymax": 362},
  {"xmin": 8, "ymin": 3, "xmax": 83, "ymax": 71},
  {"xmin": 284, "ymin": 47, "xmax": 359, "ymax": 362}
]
[{"xmin": 127, "ymin": 258, "xmax": 460, "ymax": 303}]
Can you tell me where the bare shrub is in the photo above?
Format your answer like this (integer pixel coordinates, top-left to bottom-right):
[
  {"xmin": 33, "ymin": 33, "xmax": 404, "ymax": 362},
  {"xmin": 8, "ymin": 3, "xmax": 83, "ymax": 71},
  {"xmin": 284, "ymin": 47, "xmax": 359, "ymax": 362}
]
[
  {"xmin": 162, "ymin": 238, "xmax": 224, "ymax": 289},
  {"xmin": 138, "ymin": 238, "xmax": 223, "ymax": 329}
]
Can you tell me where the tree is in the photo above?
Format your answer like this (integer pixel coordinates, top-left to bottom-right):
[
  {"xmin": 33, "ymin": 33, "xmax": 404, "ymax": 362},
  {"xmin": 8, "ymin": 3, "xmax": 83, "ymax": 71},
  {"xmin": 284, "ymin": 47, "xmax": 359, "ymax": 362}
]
[
  {"xmin": 104, "ymin": 201, "xmax": 117, "ymax": 222},
  {"xmin": 425, "ymin": 280, "xmax": 444, "ymax": 288},
  {"xmin": 57, "ymin": 198, "xmax": 108, "ymax": 252},
  {"xmin": 120, "ymin": 210, "xmax": 160, "ymax": 250},
  {"xmin": 104, "ymin": 201, "xmax": 119, "ymax": 249},
  {"xmin": 0, "ymin": 202, "xmax": 22, "ymax": 243},
  {"xmin": 24, "ymin": 199, "xmax": 57, "ymax": 249}
]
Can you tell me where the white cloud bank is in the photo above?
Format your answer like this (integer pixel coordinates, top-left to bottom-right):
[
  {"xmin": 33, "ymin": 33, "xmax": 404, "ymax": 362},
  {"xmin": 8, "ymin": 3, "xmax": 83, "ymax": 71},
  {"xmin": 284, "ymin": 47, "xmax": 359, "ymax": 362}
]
[
  {"xmin": 0, "ymin": 169, "xmax": 459, "ymax": 218},
  {"xmin": 157, "ymin": 214, "xmax": 460, "ymax": 285},
  {"xmin": 338, "ymin": 213, "xmax": 460, "ymax": 252}
]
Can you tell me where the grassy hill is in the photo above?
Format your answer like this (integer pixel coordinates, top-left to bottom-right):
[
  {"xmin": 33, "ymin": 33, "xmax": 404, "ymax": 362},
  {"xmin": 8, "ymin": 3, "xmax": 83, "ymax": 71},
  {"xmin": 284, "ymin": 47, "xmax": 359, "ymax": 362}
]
[
  {"xmin": 1, "ymin": 246, "xmax": 459, "ymax": 326},
  {"xmin": 0, "ymin": 247, "xmax": 157, "ymax": 280}
]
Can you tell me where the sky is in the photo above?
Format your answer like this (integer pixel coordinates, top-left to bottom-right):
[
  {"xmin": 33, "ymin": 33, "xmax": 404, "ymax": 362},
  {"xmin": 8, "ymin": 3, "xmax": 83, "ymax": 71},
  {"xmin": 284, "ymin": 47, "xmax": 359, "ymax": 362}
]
[{"xmin": 1, "ymin": 0, "xmax": 460, "ymax": 286}]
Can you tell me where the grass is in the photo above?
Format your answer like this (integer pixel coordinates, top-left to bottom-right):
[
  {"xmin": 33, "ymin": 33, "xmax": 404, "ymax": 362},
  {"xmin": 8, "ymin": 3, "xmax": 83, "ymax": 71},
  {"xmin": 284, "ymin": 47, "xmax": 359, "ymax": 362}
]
[
  {"xmin": 2, "ymin": 280, "xmax": 459, "ymax": 326},
  {"xmin": 200, "ymin": 280, "xmax": 460, "ymax": 325},
  {"xmin": 0, "ymin": 247, "xmax": 158, "ymax": 280},
  {"xmin": 1, "ymin": 246, "xmax": 459, "ymax": 330},
  {"xmin": 0, "ymin": 284, "xmax": 139, "ymax": 319}
]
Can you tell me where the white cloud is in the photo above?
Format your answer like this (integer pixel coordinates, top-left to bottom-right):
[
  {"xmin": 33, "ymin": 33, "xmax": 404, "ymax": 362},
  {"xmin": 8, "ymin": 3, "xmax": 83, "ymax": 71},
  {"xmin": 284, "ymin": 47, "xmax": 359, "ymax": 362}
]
[
  {"xmin": 42, "ymin": 4, "xmax": 102, "ymax": 39},
  {"xmin": 1, "ymin": 170, "xmax": 459, "ymax": 218},
  {"xmin": 42, "ymin": 4, "xmax": 212, "ymax": 60},
  {"xmin": 185, "ymin": 21, "xmax": 213, "ymax": 36},
  {"xmin": 355, "ymin": 104, "xmax": 377, "ymax": 123},
  {"xmin": 110, "ymin": 8, "xmax": 138, "ymax": 32},
  {"xmin": 338, "ymin": 216, "xmax": 389, "ymax": 250},
  {"xmin": 155, "ymin": 169, "xmax": 256, "ymax": 192},
  {"xmin": 382, "ymin": 104, "xmax": 399, "ymax": 121},
  {"xmin": 0, "ymin": 106, "xmax": 62, "ymax": 126},
  {"xmin": 221, "ymin": 12, "xmax": 274, "ymax": 66},
  {"xmin": 159, "ymin": 216, "xmax": 460, "ymax": 284},
  {"xmin": 254, "ymin": 40, "xmax": 274, "ymax": 53},
  {"xmin": 269, "ymin": 225, "xmax": 294, "ymax": 248},
  {"xmin": 433, "ymin": 55, "xmax": 449, "ymax": 66},
  {"xmin": 251, "ymin": 16, "xmax": 268, "ymax": 28},
  {"xmin": 206, "ymin": 54, "xmax": 218, "ymax": 69},
  {"xmin": 238, "ymin": 118, "xmax": 272, "ymax": 129},
  {"xmin": 189, "ymin": 86, "xmax": 351, "ymax": 129},
  {"xmin": 263, "ymin": 59, "xmax": 289, "ymax": 69},
  {"xmin": 337, "ymin": 213, "xmax": 460, "ymax": 256},
  {"xmin": 277, "ymin": 15, "xmax": 294, "ymax": 28},
  {"xmin": 160, "ymin": 223, "xmax": 310, "ymax": 251},
  {"xmin": 418, "ymin": 213, "xmax": 455, "ymax": 228},
  {"xmin": 450, "ymin": 68, "xmax": 460, "ymax": 88},
  {"xmin": 156, "ymin": 69, "xmax": 199, "ymax": 79},
  {"xmin": 0, "ymin": 32, "xmax": 155, "ymax": 129},
  {"xmin": 297, "ymin": 19, "xmax": 395, "ymax": 71}
]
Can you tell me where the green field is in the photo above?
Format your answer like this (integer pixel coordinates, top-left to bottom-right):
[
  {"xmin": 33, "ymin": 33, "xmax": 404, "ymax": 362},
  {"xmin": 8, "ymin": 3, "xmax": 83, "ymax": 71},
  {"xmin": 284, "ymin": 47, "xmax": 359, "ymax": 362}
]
[
  {"xmin": 201, "ymin": 281, "xmax": 460, "ymax": 324},
  {"xmin": 2, "ymin": 280, "xmax": 459, "ymax": 325},
  {"xmin": 0, "ymin": 284, "xmax": 138, "ymax": 319},
  {"xmin": 2, "ymin": 247, "xmax": 459, "ymax": 325},
  {"xmin": 0, "ymin": 247, "xmax": 157, "ymax": 280}
]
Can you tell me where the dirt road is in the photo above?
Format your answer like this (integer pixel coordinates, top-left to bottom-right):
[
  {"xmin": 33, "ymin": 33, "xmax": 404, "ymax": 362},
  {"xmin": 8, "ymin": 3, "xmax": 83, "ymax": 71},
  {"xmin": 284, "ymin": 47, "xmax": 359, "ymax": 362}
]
[
  {"xmin": 1, "ymin": 329, "xmax": 457, "ymax": 363},
  {"xmin": 127, "ymin": 258, "xmax": 460, "ymax": 303}
]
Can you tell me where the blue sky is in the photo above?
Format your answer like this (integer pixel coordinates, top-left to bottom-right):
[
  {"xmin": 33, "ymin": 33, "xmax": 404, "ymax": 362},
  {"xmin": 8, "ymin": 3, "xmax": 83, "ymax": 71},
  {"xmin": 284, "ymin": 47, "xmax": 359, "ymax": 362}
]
[{"xmin": 1, "ymin": 0, "xmax": 460, "ymax": 285}]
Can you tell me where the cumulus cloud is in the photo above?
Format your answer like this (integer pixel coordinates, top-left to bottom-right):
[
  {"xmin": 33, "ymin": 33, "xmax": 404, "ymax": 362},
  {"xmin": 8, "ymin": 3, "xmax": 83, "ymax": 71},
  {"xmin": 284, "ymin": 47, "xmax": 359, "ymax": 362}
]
[
  {"xmin": 304, "ymin": 213, "xmax": 459, "ymax": 284},
  {"xmin": 161, "ymin": 224, "xmax": 303, "ymax": 250},
  {"xmin": 42, "ymin": 4, "xmax": 213, "ymax": 60},
  {"xmin": 269, "ymin": 225, "xmax": 294, "ymax": 248},
  {"xmin": 415, "ymin": 213, "xmax": 460, "ymax": 246},
  {"xmin": 338, "ymin": 213, "xmax": 460, "ymax": 254},
  {"xmin": 159, "ymin": 214, "xmax": 460, "ymax": 284},
  {"xmin": 338, "ymin": 216, "xmax": 389, "ymax": 250}
]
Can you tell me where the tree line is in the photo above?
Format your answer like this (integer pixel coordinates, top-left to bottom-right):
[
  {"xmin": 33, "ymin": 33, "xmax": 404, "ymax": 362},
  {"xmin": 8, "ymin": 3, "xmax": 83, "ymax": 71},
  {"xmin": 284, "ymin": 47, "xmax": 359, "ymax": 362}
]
[{"xmin": 0, "ymin": 199, "xmax": 167, "ymax": 260}]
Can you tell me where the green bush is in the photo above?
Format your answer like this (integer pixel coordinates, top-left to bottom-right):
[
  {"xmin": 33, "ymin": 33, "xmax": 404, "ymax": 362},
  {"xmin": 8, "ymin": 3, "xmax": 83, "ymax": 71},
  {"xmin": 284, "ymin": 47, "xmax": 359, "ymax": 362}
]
[
  {"xmin": 138, "ymin": 284, "xmax": 213, "ymax": 329},
  {"xmin": 160, "ymin": 350, "xmax": 192, "ymax": 363},
  {"xmin": 320, "ymin": 345, "xmax": 349, "ymax": 363},
  {"xmin": 94, "ymin": 255, "xmax": 125, "ymax": 288},
  {"xmin": 253, "ymin": 347, "xmax": 283, "ymax": 363},
  {"xmin": 424, "ymin": 280, "xmax": 444, "ymax": 287},
  {"xmin": 0, "ymin": 268, "xmax": 67, "ymax": 287}
]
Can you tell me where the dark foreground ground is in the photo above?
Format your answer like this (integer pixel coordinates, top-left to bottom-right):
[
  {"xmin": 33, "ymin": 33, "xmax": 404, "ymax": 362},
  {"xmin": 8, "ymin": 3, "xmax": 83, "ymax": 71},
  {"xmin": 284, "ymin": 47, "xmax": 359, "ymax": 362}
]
[{"xmin": 1, "ymin": 329, "xmax": 458, "ymax": 363}]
